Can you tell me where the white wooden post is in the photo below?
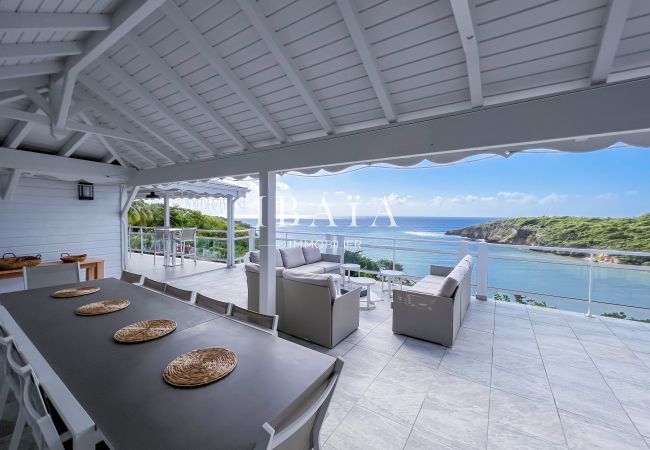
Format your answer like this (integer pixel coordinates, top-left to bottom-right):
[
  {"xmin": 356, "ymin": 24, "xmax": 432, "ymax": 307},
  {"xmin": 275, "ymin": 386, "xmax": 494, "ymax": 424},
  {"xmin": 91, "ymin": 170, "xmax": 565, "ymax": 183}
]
[
  {"xmin": 476, "ymin": 242, "xmax": 488, "ymax": 300},
  {"xmin": 258, "ymin": 171, "xmax": 277, "ymax": 315},
  {"xmin": 457, "ymin": 241, "xmax": 469, "ymax": 261},
  {"xmin": 337, "ymin": 235, "xmax": 345, "ymax": 264},
  {"xmin": 248, "ymin": 228, "xmax": 256, "ymax": 252},
  {"xmin": 226, "ymin": 195, "xmax": 235, "ymax": 267},
  {"xmin": 163, "ymin": 193, "xmax": 170, "ymax": 227}
]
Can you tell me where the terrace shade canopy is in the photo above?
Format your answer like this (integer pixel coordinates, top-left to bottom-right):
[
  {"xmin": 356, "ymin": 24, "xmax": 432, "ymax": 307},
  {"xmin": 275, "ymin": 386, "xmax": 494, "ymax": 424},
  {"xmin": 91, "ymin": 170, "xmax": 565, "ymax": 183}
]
[
  {"xmin": 2, "ymin": 0, "xmax": 650, "ymax": 314},
  {"xmin": 131, "ymin": 179, "xmax": 250, "ymax": 267}
]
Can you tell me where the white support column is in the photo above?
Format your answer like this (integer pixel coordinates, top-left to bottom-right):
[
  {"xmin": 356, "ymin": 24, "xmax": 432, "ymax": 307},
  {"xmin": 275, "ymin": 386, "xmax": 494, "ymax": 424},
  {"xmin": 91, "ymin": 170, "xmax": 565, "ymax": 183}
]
[
  {"xmin": 258, "ymin": 171, "xmax": 277, "ymax": 315},
  {"xmin": 226, "ymin": 195, "xmax": 236, "ymax": 268},
  {"xmin": 457, "ymin": 241, "xmax": 469, "ymax": 261},
  {"xmin": 164, "ymin": 193, "xmax": 170, "ymax": 227},
  {"xmin": 476, "ymin": 242, "xmax": 488, "ymax": 301}
]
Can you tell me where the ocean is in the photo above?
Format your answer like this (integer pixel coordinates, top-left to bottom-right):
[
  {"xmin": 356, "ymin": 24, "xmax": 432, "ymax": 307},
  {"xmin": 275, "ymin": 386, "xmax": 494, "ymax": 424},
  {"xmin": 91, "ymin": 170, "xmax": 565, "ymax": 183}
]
[{"xmin": 241, "ymin": 216, "xmax": 650, "ymax": 320}]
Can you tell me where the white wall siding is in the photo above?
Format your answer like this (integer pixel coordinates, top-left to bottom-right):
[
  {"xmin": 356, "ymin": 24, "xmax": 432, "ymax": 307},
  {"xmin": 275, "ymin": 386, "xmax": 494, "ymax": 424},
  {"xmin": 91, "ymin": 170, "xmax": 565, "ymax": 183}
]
[{"xmin": 0, "ymin": 175, "xmax": 122, "ymax": 293}]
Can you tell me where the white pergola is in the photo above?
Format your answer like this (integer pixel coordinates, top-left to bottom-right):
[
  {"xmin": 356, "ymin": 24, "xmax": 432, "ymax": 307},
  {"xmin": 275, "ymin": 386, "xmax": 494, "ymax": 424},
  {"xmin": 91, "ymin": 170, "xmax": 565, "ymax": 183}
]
[
  {"xmin": 1, "ymin": 0, "xmax": 650, "ymax": 314},
  {"xmin": 129, "ymin": 179, "xmax": 249, "ymax": 268}
]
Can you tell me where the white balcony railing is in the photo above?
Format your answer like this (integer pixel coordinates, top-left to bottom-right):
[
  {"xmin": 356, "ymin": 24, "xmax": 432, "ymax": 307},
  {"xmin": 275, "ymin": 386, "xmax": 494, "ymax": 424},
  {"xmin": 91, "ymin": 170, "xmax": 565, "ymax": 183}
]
[{"xmin": 128, "ymin": 226, "xmax": 650, "ymax": 322}]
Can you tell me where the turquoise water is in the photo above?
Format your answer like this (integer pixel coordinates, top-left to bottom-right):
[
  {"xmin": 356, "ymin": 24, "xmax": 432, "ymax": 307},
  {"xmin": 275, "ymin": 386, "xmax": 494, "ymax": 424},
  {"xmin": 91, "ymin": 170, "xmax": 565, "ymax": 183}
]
[{"xmin": 242, "ymin": 216, "xmax": 650, "ymax": 320}]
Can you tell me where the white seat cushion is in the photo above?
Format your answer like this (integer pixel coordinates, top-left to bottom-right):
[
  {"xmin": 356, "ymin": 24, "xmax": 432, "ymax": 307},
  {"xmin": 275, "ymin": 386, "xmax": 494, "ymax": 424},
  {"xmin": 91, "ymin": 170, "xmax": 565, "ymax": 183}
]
[
  {"xmin": 279, "ymin": 247, "xmax": 307, "ymax": 268},
  {"xmin": 306, "ymin": 261, "xmax": 340, "ymax": 272},
  {"xmin": 285, "ymin": 265, "xmax": 325, "ymax": 274}
]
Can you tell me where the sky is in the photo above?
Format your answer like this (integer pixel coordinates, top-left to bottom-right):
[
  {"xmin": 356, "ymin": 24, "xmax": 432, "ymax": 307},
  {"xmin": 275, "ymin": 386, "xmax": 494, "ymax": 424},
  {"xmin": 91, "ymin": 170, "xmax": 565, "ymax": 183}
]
[{"xmin": 174, "ymin": 146, "xmax": 650, "ymax": 219}]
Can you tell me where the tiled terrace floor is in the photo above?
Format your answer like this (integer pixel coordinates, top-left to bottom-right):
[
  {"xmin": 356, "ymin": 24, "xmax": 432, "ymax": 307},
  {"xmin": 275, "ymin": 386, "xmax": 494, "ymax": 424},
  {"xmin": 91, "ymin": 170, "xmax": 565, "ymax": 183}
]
[{"xmin": 126, "ymin": 257, "xmax": 650, "ymax": 449}]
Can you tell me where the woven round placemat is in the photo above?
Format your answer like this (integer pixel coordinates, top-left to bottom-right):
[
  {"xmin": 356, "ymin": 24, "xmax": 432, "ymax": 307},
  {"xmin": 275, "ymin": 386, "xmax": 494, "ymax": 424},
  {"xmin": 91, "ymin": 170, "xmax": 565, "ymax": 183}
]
[
  {"xmin": 75, "ymin": 300, "xmax": 130, "ymax": 316},
  {"xmin": 163, "ymin": 348, "xmax": 237, "ymax": 387},
  {"xmin": 51, "ymin": 286, "xmax": 101, "ymax": 298},
  {"xmin": 114, "ymin": 319, "xmax": 177, "ymax": 343}
]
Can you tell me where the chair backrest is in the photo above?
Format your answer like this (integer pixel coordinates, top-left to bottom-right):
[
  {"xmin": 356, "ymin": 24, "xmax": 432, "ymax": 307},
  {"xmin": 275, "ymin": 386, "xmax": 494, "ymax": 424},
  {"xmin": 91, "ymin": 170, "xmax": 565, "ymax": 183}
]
[
  {"xmin": 255, "ymin": 358, "xmax": 344, "ymax": 450},
  {"xmin": 179, "ymin": 228, "xmax": 196, "ymax": 241},
  {"xmin": 23, "ymin": 263, "xmax": 81, "ymax": 290},
  {"xmin": 120, "ymin": 270, "xmax": 143, "ymax": 284},
  {"xmin": 142, "ymin": 277, "xmax": 166, "ymax": 293},
  {"xmin": 23, "ymin": 370, "xmax": 65, "ymax": 450},
  {"xmin": 195, "ymin": 293, "xmax": 231, "ymax": 315},
  {"xmin": 154, "ymin": 228, "xmax": 167, "ymax": 240},
  {"xmin": 230, "ymin": 305, "xmax": 278, "ymax": 334},
  {"xmin": 165, "ymin": 285, "xmax": 194, "ymax": 302},
  {"xmin": 0, "ymin": 327, "xmax": 13, "ymax": 380},
  {"xmin": 6, "ymin": 340, "xmax": 31, "ymax": 397}
]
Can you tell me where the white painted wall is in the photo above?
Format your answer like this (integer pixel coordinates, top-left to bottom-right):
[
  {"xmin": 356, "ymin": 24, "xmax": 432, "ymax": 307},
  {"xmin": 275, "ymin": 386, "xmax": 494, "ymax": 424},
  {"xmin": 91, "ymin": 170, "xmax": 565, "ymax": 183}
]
[{"xmin": 0, "ymin": 175, "xmax": 122, "ymax": 293}]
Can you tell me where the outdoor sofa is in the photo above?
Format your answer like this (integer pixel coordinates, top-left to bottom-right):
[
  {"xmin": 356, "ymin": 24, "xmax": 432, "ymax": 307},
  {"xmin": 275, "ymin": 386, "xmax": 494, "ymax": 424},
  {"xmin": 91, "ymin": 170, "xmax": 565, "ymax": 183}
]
[{"xmin": 392, "ymin": 255, "xmax": 473, "ymax": 346}]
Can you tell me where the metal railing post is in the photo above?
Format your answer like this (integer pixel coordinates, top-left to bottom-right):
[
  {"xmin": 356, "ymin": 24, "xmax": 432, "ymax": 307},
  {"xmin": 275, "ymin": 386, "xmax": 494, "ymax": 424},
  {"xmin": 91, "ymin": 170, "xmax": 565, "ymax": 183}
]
[
  {"xmin": 476, "ymin": 242, "xmax": 488, "ymax": 301},
  {"xmin": 586, "ymin": 252, "xmax": 594, "ymax": 318},
  {"xmin": 392, "ymin": 239, "xmax": 396, "ymax": 270},
  {"xmin": 139, "ymin": 227, "xmax": 144, "ymax": 254}
]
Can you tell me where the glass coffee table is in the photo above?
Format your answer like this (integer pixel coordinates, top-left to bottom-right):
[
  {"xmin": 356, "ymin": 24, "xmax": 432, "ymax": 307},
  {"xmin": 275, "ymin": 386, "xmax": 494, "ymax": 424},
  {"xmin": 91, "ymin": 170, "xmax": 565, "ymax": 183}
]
[{"xmin": 350, "ymin": 277, "xmax": 376, "ymax": 310}]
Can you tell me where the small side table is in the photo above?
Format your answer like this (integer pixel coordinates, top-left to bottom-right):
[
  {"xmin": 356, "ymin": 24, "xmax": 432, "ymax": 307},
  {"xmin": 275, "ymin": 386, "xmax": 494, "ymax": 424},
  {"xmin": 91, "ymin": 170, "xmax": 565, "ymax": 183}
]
[
  {"xmin": 341, "ymin": 263, "xmax": 361, "ymax": 288},
  {"xmin": 380, "ymin": 269, "xmax": 403, "ymax": 299},
  {"xmin": 350, "ymin": 277, "xmax": 376, "ymax": 310}
]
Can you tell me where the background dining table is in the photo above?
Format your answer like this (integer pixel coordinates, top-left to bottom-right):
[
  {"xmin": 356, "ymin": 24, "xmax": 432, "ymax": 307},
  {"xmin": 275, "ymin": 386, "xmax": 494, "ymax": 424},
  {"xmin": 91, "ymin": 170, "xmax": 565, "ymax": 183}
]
[{"xmin": 0, "ymin": 278, "xmax": 336, "ymax": 449}]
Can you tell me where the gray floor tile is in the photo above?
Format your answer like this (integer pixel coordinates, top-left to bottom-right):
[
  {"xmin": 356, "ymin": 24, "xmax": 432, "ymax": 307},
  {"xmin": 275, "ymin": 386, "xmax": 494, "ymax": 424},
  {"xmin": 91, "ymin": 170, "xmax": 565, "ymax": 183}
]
[
  {"xmin": 376, "ymin": 357, "xmax": 437, "ymax": 390},
  {"xmin": 327, "ymin": 406, "xmax": 411, "ymax": 450},
  {"xmin": 559, "ymin": 410, "xmax": 648, "ymax": 450},
  {"xmin": 488, "ymin": 420, "xmax": 568, "ymax": 450},
  {"xmin": 491, "ymin": 365, "xmax": 553, "ymax": 403},
  {"xmin": 404, "ymin": 430, "xmax": 456, "ymax": 450},
  {"xmin": 357, "ymin": 378, "xmax": 427, "ymax": 426},
  {"xmin": 439, "ymin": 350, "xmax": 493, "ymax": 386},
  {"xmin": 391, "ymin": 337, "xmax": 446, "ymax": 368},
  {"xmin": 489, "ymin": 389, "xmax": 566, "ymax": 445}
]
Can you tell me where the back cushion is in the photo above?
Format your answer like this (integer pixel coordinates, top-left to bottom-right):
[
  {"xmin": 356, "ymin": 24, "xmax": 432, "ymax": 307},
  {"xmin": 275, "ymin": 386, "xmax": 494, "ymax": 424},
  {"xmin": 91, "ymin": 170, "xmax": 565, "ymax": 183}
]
[
  {"xmin": 302, "ymin": 246, "xmax": 322, "ymax": 264},
  {"xmin": 279, "ymin": 247, "xmax": 307, "ymax": 268},
  {"xmin": 437, "ymin": 261, "xmax": 470, "ymax": 297},
  {"xmin": 283, "ymin": 271, "xmax": 338, "ymax": 300},
  {"xmin": 249, "ymin": 250, "xmax": 283, "ymax": 267}
]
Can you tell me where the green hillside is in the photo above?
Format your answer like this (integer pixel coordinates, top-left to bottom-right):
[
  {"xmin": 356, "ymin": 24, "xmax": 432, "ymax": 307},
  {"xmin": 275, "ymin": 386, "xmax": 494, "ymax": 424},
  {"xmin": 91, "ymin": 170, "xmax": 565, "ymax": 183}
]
[{"xmin": 446, "ymin": 214, "xmax": 650, "ymax": 265}]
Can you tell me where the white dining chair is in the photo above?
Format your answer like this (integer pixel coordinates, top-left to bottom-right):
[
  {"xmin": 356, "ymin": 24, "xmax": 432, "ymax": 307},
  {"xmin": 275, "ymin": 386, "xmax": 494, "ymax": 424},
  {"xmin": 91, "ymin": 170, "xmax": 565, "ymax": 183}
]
[
  {"xmin": 22, "ymin": 370, "xmax": 66, "ymax": 450},
  {"xmin": 0, "ymin": 324, "xmax": 13, "ymax": 425},
  {"xmin": 255, "ymin": 358, "xmax": 344, "ymax": 449},
  {"xmin": 174, "ymin": 228, "xmax": 197, "ymax": 265},
  {"xmin": 22, "ymin": 263, "xmax": 81, "ymax": 290},
  {"xmin": 5, "ymin": 340, "xmax": 33, "ymax": 450}
]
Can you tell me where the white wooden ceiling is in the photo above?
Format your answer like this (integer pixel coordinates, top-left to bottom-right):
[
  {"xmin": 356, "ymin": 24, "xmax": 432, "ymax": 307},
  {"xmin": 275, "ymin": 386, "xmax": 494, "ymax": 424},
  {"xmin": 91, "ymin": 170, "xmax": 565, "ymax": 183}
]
[{"xmin": 1, "ymin": 0, "xmax": 649, "ymax": 171}]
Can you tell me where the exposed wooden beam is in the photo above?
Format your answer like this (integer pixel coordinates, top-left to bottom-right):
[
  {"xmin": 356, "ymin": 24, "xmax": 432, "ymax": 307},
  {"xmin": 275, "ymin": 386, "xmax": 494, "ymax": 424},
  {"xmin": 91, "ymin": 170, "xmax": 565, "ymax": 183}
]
[
  {"xmin": 238, "ymin": 0, "xmax": 334, "ymax": 133},
  {"xmin": 3, "ymin": 104, "xmax": 39, "ymax": 148},
  {"xmin": 98, "ymin": 55, "xmax": 217, "ymax": 156},
  {"xmin": 121, "ymin": 186, "xmax": 140, "ymax": 218},
  {"xmin": 336, "ymin": 0, "xmax": 396, "ymax": 122},
  {"xmin": 58, "ymin": 132, "xmax": 89, "ymax": 157},
  {"xmin": 0, "ymin": 61, "xmax": 62, "ymax": 80},
  {"xmin": 0, "ymin": 42, "xmax": 83, "ymax": 60},
  {"xmin": 0, "ymin": 105, "xmax": 148, "ymax": 143},
  {"xmin": 162, "ymin": 1, "xmax": 289, "ymax": 143},
  {"xmin": 0, "ymin": 147, "xmax": 133, "ymax": 183},
  {"xmin": 49, "ymin": 0, "xmax": 166, "ymax": 130},
  {"xmin": 0, "ymin": 76, "xmax": 49, "ymax": 93},
  {"xmin": 78, "ymin": 74, "xmax": 188, "ymax": 163},
  {"xmin": 77, "ymin": 111, "xmax": 131, "ymax": 168},
  {"xmin": 0, "ymin": 13, "xmax": 111, "ymax": 32},
  {"xmin": 0, "ymin": 169, "xmax": 23, "ymax": 201},
  {"xmin": 591, "ymin": 0, "xmax": 632, "ymax": 84},
  {"xmin": 132, "ymin": 77, "xmax": 650, "ymax": 185},
  {"xmin": 125, "ymin": 34, "xmax": 252, "ymax": 151},
  {"xmin": 450, "ymin": 0, "xmax": 483, "ymax": 107},
  {"xmin": 113, "ymin": 139, "xmax": 158, "ymax": 167},
  {"xmin": 21, "ymin": 87, "xmax": 50, "ymax": 116}
]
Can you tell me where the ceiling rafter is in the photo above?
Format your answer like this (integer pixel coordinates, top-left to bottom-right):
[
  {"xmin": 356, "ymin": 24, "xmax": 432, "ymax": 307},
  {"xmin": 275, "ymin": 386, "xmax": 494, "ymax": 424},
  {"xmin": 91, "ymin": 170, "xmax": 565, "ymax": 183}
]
[
  {"xmin": 49, "ymin": 0, "xmax": 166, "ymax": 131},
  {"xmin": 0, "ymin": 42, "xmax": 83, "ymax": 60},
  {"xmin": 336, "ymin": 0, "xmax": 396, "ymax": 122},
  {"xmin": 97, "ymin": 55, "xmax": 218, "ymax": 157},
  {"xmin": 78, "ymin": 74, "xmax": 188, "ymax": 163},
  {"xmin": 0, "ymin": 61, "xmax": 62, "ymax": 80},
  {"xmin": 77, "ymin": 110, "xmax": 135, "ymax": 168},
  {"xmin": 591, "ymin": 0, "xmax": 632, "ymax": 84},
  {"xmin": 238, "ymin": 0, "xmax": 334, "ymax": 134},
  {"xmin": 113, "ymin": 139, "xmax": 158, "ymax": 167},
  {"xmin": 450, "ymin": 0, "xmax": 483, "ymax": 107},
  {"xmin": 58, "ymin": 132, "xmax": 89, "ymax": 157},
  {"xmin": 0, "ymin": 76, "xmax": 49, "ymax": 93},
  {"xmin": 0, "ymin": 105, "xmax": 149, "ymax": 143},
  {"xmin": 162, "ymin": 1, "xmax": 289, "ymax": 143},
  {"xmin": 0, "ymin": 13, "xmax": 111, "ymax": 32},
  {"xmin": 3, "ymin": 104, "xmax": 39, "ymax": 149},
  {"xmin": 125, "ymin": 34, "xmax": 252, "ymax": 151},
  {"xmin": 22, "ymin": 87, "xmax": 50, "ymax": 116}
]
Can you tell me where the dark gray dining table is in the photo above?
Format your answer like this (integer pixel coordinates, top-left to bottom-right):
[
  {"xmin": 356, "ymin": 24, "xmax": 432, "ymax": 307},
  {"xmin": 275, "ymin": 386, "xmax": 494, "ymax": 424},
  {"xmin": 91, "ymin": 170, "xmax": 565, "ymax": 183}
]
[{"xmin": 0, "ymin": 277, "xmax": 336, "ymax": 449}]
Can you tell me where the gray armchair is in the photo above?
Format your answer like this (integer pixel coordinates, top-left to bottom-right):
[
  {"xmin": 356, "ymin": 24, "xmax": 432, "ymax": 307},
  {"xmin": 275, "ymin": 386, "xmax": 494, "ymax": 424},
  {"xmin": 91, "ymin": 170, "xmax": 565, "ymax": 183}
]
[
  {"xmin": 281, "ymin": 271, "xmax": 360, "ymax": 348},
  {"xmin": 392, "ymin": 256, "xmax": 472, "ymax": 347}
]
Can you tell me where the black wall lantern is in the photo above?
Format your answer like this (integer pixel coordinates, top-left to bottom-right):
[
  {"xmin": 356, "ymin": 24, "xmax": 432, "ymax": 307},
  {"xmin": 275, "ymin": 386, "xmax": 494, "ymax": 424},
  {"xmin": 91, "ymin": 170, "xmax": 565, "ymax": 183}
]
[{"xmin": 78, "ymin": 181, "xmax": 94, "ymax": 200}]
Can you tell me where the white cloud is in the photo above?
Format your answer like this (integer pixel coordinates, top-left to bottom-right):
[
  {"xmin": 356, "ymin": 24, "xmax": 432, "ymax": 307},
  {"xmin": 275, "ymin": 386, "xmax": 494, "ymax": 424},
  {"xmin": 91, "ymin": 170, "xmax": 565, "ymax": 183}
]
[
  {"xmin": 277, "ymin": 181, "xmax": 290, "ymax": 191},
  {"xmin": 539, "ymin": 193, "xmax": 567, "ymax": 205},
  {"xmin": 371, "ymin": 192, "xmax": 413, "ymax": 206},
  {"xmin": 624, "ymin": 190, "xmax": 638, "ymax": 196},
  {"xmin": 596, "ymin": 192, "xmax": 617, "ymax": 200},
  {"xmin": 496, "ymin": 191, "xmax": 537, "ymax": 204}
]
